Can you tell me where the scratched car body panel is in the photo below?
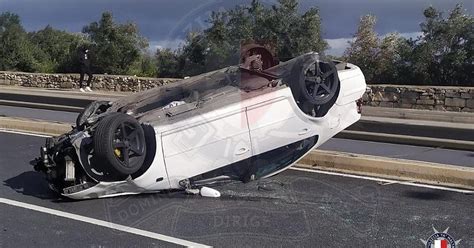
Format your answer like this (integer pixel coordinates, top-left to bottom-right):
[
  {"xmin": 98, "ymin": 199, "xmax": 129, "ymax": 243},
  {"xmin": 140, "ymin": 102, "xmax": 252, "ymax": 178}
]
[{"xmin": 33, "ymin": 51, "xmax": 366, "ymax": 199}]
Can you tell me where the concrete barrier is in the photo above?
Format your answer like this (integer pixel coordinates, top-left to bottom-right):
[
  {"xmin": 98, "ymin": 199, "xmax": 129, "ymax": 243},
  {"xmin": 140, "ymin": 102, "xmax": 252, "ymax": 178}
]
[
  {"xmin": 0, "ymin": 117, "xmax": 71, "ymax": 136},
  {"xmin": 298, "ymin": 150, "xmax": 474, "ymax": 190}
]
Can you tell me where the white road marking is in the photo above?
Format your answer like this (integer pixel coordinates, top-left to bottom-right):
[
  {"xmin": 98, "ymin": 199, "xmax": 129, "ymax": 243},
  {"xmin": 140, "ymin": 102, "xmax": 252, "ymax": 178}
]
[
  {"xmin": 0, "ymin": 198, "xmax": 210, "ymax": 248},
  {"xmin": 0, "ymin": 129, "xmax": 52, "ymax": 138},
  {"xmin": 290, "ymin": 167, "xmax": 474, "ymax": 194}
]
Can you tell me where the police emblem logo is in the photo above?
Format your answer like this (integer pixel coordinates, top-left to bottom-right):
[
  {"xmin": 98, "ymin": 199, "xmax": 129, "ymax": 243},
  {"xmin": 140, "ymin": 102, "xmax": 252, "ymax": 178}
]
[{"xmin": 420, "ymin": 227, "xmax": 461, "ymax": 248}]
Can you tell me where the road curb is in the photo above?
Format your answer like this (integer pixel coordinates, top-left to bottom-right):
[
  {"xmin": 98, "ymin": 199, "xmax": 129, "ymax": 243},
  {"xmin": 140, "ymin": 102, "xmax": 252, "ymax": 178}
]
[
  {"xmin": 337, "ymin": 130, "xmax": 474, "ymax": 151},
  {"xmin": 297, "ymin": 150, "xmax": 474, "ymax": 190},
  {"xmin": 0, "ymin": 117, "xmax": 71, "ymax": 136}
]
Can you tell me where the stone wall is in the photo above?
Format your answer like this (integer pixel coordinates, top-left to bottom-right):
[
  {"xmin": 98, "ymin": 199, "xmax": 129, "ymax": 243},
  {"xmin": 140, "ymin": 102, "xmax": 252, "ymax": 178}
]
[
  {"xmin": 1, "ymin": 71, "xmax": 473, "ymax": 112},
  {"xmin": 363, "ymin": 85, "xmax": 474, "ymax": 112},
  {"xmin": 0, "ymin": 71, "xmax": 179, "ymax": 92}
]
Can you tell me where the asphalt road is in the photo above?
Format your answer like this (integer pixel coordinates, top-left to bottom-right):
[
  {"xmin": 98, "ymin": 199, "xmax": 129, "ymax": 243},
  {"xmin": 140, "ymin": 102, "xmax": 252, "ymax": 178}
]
[
  {"xmin": 0, "ymin": 105, "xmax": 78, "ymax": 123},
  {"xmin": 1, "ymin": 105, "xmax": 472, "ymax": 167},
  {"xmin": 0, "ymin": 131, "xmax": 473, "ymax": 247}
]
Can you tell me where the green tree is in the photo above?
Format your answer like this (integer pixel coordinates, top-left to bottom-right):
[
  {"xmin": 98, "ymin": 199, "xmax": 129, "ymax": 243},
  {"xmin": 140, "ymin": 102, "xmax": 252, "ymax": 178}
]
[
  {"xmin": 344, "ymin": 15, "xmax": 379, "ymax": 83},
  {"xmin": 0, "ymin": 12, "xmax": 40, "ymax": 72},
  {"xmin": 376, "ymin": 33, "xmax": 405, "ymax": 83},
  {"xmin": 128, "ymin": 53, "xmax": 158, "ymax": 77},
  {"xmin": 83, "ymin": 12, "xmax": 148, "ymax": 75},
  {"xmin": 29, "ymin": 25, "xmax": 87, "ymax": 73},
  {"xmin": 416, "ymin": 4, "xmax": 473, "ymax": 85},
  {"xmin": 180, "ymin": 32, "xmax": 209, "ymax": 76},
  {"xmin": 156, "ymin": 48, "xmax": 182, "ymax": 78},
  {"xmin": 269, "ymin": 0, "xmax": 327, "ymax": 60},
  {"xmin": 161, "ymin": 0, "xmax": 328, "ymax": 77},
  {"xmin": 378, "ymin": 4, "xmax": 472, "ymax": 86}
]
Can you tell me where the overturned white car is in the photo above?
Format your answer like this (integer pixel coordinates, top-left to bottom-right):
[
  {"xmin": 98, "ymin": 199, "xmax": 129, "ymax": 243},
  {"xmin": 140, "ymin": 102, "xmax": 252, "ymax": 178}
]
[{"xmin": 33, "ymin": 49, "xmax": 366, "ymax": 199}]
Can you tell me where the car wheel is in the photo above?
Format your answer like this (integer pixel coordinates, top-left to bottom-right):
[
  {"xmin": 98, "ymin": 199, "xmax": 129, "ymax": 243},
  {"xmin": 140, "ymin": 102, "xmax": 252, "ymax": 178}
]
[
  {"xmin": 298, "ymin": 59, "xmax": 340, "ymax": 106},
  {"xmin": 94, "ymin": 113, "xmax": 146, "ymax": 176}
]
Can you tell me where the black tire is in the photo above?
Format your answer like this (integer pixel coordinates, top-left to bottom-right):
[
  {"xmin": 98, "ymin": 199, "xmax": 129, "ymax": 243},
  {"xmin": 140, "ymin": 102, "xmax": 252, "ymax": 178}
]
[
  {"xmin": 312, "ymin": 79, "xmax": 340, "ymax": 117},
  {"xmin": 298, "ymin": 59, "xmax": 340, "ymax": 106},
  {"xmin": 93, "ymin": 113, "xmax": 146, "ymax": 176},
  {"xmin": 290, "ymin": 57, "xmax": 340, "ymax": 117}
]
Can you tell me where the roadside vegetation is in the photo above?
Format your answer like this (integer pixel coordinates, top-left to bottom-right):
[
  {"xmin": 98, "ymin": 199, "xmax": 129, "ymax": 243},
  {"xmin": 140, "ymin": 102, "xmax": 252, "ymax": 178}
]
[
  {"xmin": 0, "ymin": 0, "xmax": 472, "ymax": 86},
  {"xmin": 345, "ymin": 6, "xmax": 473, "ymax": 86}
]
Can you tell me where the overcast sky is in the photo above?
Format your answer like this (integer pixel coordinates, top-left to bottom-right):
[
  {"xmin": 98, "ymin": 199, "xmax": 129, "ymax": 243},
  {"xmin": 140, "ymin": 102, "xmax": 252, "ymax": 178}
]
[{"xmin": 1, "ymin": 0, "xmax": 472, "ymax": 55}]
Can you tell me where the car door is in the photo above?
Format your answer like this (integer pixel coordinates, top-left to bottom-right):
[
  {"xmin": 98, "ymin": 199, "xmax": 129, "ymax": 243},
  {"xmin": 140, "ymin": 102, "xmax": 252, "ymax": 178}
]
[
  {"xmin": 246, "ymin": 89, "xmax": 314, "ymax": 156},
  {"xmin": 161, "ymin": 106, "xmax": 252, "ymax": 188}
]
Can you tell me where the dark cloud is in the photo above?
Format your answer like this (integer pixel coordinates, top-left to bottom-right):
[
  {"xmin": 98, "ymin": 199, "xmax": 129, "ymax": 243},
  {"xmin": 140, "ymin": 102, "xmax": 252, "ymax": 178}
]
[{"xmin": 1, "ymin": 0, "xmax": 472, "ymax": 47}]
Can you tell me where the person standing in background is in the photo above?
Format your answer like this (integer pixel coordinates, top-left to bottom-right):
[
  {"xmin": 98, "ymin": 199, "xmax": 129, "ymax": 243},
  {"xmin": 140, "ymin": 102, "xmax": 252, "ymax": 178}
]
[{"xmin": 79, "ymin": 48, "xmax": 93, "ymax": 92}]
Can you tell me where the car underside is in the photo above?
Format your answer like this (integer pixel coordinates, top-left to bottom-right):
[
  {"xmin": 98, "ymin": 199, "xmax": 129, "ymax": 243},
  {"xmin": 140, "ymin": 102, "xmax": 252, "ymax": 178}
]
[{"xmin": 33, "ymin": 48, "xmax": 367, "ymax": 199}]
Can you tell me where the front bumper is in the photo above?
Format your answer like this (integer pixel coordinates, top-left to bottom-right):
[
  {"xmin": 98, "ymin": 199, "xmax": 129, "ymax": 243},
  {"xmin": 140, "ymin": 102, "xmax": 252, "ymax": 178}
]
[{"xmin": 33, "ymin": 130, "xmax": 97, "ymax": 196}]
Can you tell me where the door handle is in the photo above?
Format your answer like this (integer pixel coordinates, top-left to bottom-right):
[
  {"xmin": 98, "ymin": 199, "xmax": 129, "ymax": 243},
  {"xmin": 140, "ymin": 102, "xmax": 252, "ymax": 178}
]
[
  {"xmin": 235, "ymin": 147, "xmax": 249, "ymax": 155},
  {"xmin": 298, "ymin": 128, "xmax": 310, "ymax": 136}
]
